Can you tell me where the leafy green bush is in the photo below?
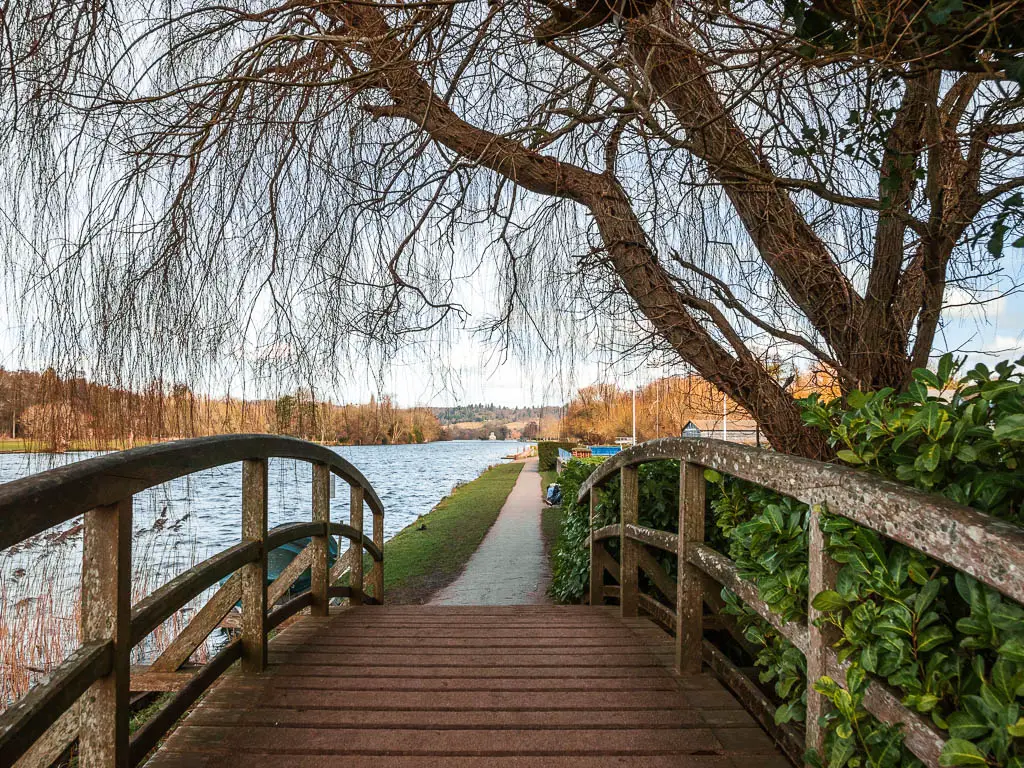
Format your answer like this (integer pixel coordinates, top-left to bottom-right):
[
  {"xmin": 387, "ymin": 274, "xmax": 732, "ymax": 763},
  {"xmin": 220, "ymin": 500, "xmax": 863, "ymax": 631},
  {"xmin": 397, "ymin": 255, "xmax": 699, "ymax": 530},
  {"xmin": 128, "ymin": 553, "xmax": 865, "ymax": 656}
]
[
  {"xmin": 799, "ymin": 355, "xmax": 1024, "ymax": 768},
  {"xmin": 548, "ymin": 458, "xmax": 681, "ymax": 602},
  {"xmin": 537, "ymin": 441, "xmax": 576, "ymax": 472},
  {"xmin": 548, "ymin": 354, "xmax": 1024, "ymax": 768}
]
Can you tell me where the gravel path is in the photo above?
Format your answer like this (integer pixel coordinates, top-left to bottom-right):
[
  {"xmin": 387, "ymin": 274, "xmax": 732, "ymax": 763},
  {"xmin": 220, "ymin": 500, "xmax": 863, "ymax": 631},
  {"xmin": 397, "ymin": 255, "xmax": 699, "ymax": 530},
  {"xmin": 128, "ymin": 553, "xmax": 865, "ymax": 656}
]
[{"xmin": 430, "ymin": 458, "xmax": 550, "ymax": 605}]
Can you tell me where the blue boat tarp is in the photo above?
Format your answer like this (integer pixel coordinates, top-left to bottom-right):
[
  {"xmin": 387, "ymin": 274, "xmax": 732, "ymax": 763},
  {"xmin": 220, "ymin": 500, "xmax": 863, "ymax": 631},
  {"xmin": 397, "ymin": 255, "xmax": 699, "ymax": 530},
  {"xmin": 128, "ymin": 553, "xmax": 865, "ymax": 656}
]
[{"xmin": 589, "ymin": 445, "xmax": 621, "ymax": 457}]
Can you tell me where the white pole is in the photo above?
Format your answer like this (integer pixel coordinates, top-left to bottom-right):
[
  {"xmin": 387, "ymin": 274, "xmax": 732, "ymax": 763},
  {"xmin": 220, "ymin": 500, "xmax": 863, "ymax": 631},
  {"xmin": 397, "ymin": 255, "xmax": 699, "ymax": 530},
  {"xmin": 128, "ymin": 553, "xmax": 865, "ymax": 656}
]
[{"xmin": 723, "ymin": 392, "xmax": 728, "ymax": 441}]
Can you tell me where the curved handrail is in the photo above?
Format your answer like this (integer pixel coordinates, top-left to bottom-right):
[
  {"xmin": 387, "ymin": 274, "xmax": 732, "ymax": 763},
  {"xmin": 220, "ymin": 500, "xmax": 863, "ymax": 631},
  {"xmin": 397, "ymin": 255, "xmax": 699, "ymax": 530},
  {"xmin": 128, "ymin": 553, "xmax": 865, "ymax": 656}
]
[
  {"xmin": 580, "ymin": 436, "xmax": 1024, "ymax": 768},
  {"xmin": 578, "ymin": 436, "xmax": 1024, "ymax": 604},
  {"xmin": 0, "ymin": 435, "xmax": 386, "ymax": 768},
  {"xmin": 0, "ymin": 434, "xmax": 384, "ymax": 551}
]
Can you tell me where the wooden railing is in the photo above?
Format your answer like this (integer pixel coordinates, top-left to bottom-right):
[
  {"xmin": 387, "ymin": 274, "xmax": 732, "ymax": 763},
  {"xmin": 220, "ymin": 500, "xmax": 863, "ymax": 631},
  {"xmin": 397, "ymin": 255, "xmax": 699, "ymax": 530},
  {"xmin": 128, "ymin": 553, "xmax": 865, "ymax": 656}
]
[
  {"xmin": 578, "ymin": 437, "xmax": 1024, "ymax": 767},
  {"xmin": 0, "ymin": 435, "xmax": 385, "ymax": 768}
]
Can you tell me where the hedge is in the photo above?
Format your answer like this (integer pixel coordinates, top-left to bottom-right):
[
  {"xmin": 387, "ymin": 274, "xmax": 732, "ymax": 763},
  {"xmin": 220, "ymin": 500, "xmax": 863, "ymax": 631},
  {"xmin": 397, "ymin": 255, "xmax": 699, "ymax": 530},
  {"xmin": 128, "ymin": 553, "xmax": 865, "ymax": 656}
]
[{"xmin": 537, "ymin": 440, "xmax": 576, "ymax": 471}]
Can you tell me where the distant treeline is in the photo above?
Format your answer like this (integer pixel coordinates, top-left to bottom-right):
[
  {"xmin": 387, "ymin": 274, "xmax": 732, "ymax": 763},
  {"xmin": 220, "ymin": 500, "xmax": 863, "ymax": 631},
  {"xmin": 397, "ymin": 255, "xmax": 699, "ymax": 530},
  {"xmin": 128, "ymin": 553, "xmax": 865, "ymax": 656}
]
[
  {"xmin": 560, "ymin": 372, "xmax": 836, "ymax": 444},
  {"xmin": 430, "ymin": 404, "xmax": 547, "ymax": 426},
  {"xmin": 0, "ymin": 368, "xmax": 445, "ymax": 451}
]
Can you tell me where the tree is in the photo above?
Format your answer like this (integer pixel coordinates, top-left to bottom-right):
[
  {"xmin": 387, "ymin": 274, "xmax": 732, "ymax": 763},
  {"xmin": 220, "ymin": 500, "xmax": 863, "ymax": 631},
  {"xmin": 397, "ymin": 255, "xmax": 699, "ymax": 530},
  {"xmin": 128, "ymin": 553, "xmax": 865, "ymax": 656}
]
[{"xmin": 2, "ymin": 0, "xmax": 1022, "ymax": 458}]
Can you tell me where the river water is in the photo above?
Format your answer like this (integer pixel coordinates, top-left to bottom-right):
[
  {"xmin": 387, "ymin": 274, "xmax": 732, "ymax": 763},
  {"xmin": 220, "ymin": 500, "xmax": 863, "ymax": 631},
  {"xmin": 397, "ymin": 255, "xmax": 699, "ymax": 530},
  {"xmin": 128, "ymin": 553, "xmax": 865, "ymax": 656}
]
[
  {"xmin": 0, "ymin": 439, "xmax": 528, "ymax": 595},
  {"xmin": 0, "ymin": 439, "xmax": 529, "ymax": 700}
]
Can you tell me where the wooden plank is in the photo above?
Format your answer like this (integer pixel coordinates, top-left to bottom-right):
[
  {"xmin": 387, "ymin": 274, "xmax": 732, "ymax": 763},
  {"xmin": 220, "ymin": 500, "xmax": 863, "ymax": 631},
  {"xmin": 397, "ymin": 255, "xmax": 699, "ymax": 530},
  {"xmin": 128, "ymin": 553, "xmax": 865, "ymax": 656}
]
[
  {"xmin": 311, "ymin": 463, "xmax": 330, "ymax": 616},
  {"xmin": 702, "ymin": 640, "xmax": 804, "ymax": 764},
  {"xmin": 130, "ymin": 667, "xmax": 197, "ymax": 693},
  {"xmin": 348, "ymin": 484, "xmax": 364, "ymax": 606},
  {"xmin": 677, "ymin": 461, "xmax": 706, "ymax": 674},
  {"xmin": 619, "ymin": 466, "xmax": 639, "ymax": 618},
  {"xmin": 264, "ymin": 521, "xmax": 324, "ymax": 551},
  {"xmin": 689, "ymin": 543, "xmax": 809, "ymax": 653},
  {"xmin": 636, "ymin": 539, "xmax": 676, "ymax": 606},
  {"xmin": 80, "ymin": 498, "xmax": 132, "ymax": 768},
  {"xmin": 150, "ymin": 575, "xmax": 240, "ymax": 673},
  {"xmin": 637, "ymin": 593, "xmax": 676, "ymax": 631},
  {"xmin": 130, "ymin": 540, "xmax": 259, "ymax": 647},
  {"xmin": 129, "ymin": 641, "xmax": 242, "ymax": 767},
  {"xmin": 241, "ymin": 459, "xmax": 268, "ymax": 674},
  {"xmin": 624, "ymin": 523, "xmax": 678, "ymax": 554},
  {"xmin": 267, "ymin": 591, "xmax": 315, "ymax": 630},
  {"xmin": 12, "ymin": 700, "xmax": 80, "ymax": 768},
  {"xmin": 577, "ymin": 437, "xmax": 1024, "ymax": 605},
  {"xmin": 267, "ymin": 544, "xmax": 313, "ymax": 606},
  {"xmin": 0, "ymin": 643, "xmax": 110, "ymax": 767}
]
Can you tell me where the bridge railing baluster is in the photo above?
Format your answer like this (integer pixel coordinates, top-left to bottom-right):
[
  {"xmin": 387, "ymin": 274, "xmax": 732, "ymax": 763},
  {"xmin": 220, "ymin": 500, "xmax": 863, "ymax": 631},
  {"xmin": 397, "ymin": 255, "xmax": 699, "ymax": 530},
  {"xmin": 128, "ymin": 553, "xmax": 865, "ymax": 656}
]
[
  {"xmin": 311, "ymin": 463, "xmax": 331, "ymax": 616},
  {"xmin": 349, "ymin": 483, "xmax": 364, "ymax": 605},
  {"xmin": 371, "ymin": 506, "xmax": 384, "ymax": 602},
  {"xmin": 675, "ymin": 461, "xmax": 705, "ymax": 675},
  {"xmin": 80, "ymin": 497, "xmax": 132, "ymax": 768},
  {"xmin": 241, "ymin": 458, "xmax": 269, "ymax": 674},
  {"xmin": 618, "ymin": 465, "xmax": 639, "ymax": 618}
]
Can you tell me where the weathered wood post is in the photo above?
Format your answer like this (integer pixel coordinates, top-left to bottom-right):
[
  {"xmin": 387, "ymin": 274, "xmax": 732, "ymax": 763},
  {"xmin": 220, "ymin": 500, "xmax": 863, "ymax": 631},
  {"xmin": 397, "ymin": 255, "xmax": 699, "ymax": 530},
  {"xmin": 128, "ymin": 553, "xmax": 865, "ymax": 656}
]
[
  {"xmin": 806, "ymin": 503, "xmax": 839, "ymax": 754},
  {"xmin": 79, "ymin": 498, "xmax": 132, "ymax": 768},
  {"xmin": 241, "ymin": 458, "xmax": 268, "ymax": 673},
  {"xmin": 588, "ymin": 491, "xmax": 602, "ymax": 606},
  {"xmin": 619, "ymin": 465, "xmax": 639, "ymax": 618},
  {"xmin": 371, "ymin": 504, "xmax": 384, "ymax": 603},
  {"xmin": 311, "ymin": 463, "xmax": 330, "ymax": 617},
  {"xmin": 349, "ymin": 484, "xmax": 364, "ymax": 606},
  {"xmin": 675, "ymin": 461, "xmax": 706, "ymax": 674}
]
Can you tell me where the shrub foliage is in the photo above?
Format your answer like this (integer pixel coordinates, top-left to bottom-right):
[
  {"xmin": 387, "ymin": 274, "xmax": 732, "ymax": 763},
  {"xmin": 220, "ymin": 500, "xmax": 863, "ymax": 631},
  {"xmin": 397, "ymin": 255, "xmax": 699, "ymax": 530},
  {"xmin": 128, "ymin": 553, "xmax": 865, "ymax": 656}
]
[
  {"xmin": 537, "ymin": 440, "xmax": 577, "ymax": 471},
  {"xmin": 549, "ymin": 355, "xmax": 1024, "ymax": 768}
]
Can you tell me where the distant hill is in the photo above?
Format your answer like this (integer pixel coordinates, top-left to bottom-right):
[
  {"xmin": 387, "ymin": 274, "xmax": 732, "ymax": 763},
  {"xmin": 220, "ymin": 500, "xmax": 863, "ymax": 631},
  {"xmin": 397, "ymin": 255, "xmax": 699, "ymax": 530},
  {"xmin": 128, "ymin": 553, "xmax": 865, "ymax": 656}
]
[{"xmin": 430, "ymin": 404, "xmax": 547, "ymax": 426}]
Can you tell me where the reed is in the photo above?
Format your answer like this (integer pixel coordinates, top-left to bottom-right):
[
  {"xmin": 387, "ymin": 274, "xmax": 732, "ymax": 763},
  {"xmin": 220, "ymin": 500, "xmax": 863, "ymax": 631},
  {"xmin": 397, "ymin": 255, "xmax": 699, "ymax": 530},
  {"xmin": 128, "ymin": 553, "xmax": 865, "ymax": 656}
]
[{"xmin": 1, "ymin": 510, "xmax": 213, "ymax": 711}]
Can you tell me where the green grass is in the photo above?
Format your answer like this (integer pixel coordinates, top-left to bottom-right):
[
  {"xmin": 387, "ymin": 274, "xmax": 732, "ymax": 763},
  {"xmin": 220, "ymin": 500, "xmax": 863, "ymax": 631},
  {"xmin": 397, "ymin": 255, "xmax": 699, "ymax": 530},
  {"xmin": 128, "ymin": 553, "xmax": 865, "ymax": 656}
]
[
  {"xmin": 539, "ymin": 467, "xmax": 564, "ymax": 583},
  {"xmin": 380, "ymin": 461, "xmax": 524, "ymax": 604}
]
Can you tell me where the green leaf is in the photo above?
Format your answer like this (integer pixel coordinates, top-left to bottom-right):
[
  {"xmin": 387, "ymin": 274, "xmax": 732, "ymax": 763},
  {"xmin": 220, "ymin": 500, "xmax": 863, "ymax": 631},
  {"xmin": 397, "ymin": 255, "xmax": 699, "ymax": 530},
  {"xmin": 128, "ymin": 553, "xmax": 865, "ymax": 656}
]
[
  {"xmin": 836, "ymin": 450, "xmax": 864, "ymax": 465},
  {"xmin": 916, "ymin": 442, "xmax": 941, "ymax": 472},
  {"xmin": 939, "ymin": 738, "xmax": 988, "ymax": 766},
  {"xmin": 812, "ymin": 590, "xmax": 849, "ymax": 612},
  {"xmin": 997, "ymin": 636, "xmax": 1024, "ymax": 662},
  {"xmin": 994, "ymin": 414, "xmax": 1024, "ymax": 442},
  {"xmin": 703, "ymin": 469, "xmax": 723, "ymax": 484}
]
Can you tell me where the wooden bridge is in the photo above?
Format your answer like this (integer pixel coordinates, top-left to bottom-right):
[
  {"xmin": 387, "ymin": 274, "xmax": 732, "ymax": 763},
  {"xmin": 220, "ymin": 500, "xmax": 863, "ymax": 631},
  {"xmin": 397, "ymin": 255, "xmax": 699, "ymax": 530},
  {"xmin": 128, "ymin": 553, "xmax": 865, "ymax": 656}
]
[{"xmin": 1, "ymin": 435, "xmax": 1022, "ymax": 768}]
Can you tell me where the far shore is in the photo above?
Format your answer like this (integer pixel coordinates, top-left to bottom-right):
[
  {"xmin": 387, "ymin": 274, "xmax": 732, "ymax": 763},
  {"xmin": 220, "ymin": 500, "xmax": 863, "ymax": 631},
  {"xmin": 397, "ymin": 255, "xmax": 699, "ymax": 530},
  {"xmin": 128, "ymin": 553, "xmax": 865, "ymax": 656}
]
[{"xmin": 0, "ymin": 435, "xmax": 534, "ymax": 455}]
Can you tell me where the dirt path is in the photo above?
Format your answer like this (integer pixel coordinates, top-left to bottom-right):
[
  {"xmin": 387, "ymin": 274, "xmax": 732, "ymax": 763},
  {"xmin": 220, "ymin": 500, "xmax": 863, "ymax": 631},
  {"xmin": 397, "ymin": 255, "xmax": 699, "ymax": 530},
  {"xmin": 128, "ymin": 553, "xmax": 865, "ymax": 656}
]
[{"xmin": 429, "ymin": 457, "xmax": 550, "ymax": 605}]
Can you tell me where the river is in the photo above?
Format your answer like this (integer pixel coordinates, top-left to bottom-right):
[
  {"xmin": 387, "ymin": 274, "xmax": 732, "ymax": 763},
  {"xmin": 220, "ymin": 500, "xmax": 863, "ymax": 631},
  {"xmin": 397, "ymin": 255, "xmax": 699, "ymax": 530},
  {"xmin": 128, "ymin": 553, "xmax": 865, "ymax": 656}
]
[{"xmin": 0, "ymin": 439, "xmax": 529, "ymax": 701}]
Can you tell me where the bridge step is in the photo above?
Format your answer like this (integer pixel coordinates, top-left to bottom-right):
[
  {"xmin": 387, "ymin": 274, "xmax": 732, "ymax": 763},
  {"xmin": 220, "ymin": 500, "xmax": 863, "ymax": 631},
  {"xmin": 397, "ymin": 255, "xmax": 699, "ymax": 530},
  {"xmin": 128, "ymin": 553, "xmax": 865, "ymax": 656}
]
[{"xmin": 144, "ymin": 606, "xmax": 792, "ymax": 768}]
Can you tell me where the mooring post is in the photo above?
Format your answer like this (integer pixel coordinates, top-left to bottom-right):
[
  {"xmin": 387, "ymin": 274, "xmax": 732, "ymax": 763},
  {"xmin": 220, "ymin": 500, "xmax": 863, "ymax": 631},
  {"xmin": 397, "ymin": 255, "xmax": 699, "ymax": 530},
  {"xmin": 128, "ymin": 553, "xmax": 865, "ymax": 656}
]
[
  {"xmin": 676, "ymin": 461, "xmax": 706, "ymax": 674},
  {"xmin": 619, "ymin": 465, "xmax": 639, "ymax": 618},
  {"xmin": 241, "ymin": 458, "xmax": 268, "ymax": 673},
  {"xmin": 79, "ymin": 497, "xmax": 132, "ymax": 768},
  {"xmin": 311, "ymin": 463, "xmax": 330, "ymax": 616},
  {"xmin": 349, "ymin": 484, "xmax": 364, "ymax": 605}
]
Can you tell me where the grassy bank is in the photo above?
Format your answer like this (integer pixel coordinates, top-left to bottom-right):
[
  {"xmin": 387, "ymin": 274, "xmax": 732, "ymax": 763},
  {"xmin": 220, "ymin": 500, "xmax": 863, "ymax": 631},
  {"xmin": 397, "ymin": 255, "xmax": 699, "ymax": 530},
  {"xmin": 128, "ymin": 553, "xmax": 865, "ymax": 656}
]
[{"xmin": 380, "ymin": 461, "xmax": 524, "ymax": 604}]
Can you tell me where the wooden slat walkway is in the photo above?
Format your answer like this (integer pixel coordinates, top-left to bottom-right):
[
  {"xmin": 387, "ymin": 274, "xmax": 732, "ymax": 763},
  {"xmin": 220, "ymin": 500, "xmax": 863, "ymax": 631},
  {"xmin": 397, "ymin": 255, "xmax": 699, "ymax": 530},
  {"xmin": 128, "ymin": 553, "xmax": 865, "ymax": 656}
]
[{"xmin": 146, "ymin": 606, "xmax": 792, "ymax": 768}]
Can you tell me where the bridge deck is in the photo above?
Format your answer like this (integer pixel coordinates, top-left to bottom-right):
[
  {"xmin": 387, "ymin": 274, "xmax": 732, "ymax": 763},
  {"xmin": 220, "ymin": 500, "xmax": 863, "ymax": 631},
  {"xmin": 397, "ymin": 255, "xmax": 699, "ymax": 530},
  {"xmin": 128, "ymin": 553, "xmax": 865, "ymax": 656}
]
[{"xmin": 146, "ymin": 605, "xmax": 789, "ymax": 767}]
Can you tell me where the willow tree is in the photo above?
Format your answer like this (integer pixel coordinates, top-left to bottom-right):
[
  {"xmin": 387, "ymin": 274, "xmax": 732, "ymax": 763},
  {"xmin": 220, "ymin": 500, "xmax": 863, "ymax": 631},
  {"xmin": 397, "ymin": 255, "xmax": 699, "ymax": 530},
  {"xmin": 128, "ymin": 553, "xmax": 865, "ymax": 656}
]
[{"xmin": 1, "ymin": 0, "xmax": 1022, "ymax": 457}]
